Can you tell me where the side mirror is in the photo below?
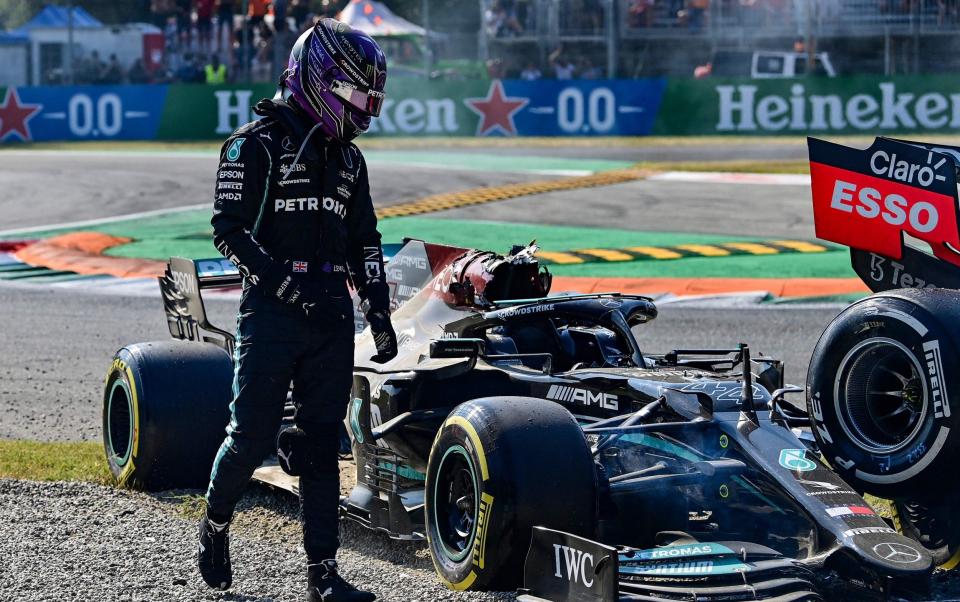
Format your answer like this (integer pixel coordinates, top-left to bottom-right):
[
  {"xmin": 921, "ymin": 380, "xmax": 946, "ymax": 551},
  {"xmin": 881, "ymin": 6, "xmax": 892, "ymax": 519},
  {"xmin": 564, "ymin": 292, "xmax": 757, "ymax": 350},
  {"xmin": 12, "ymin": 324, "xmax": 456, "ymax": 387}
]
[{"xmin": 429, "ymin": 338, "xmax": 484, "ymax": 359}]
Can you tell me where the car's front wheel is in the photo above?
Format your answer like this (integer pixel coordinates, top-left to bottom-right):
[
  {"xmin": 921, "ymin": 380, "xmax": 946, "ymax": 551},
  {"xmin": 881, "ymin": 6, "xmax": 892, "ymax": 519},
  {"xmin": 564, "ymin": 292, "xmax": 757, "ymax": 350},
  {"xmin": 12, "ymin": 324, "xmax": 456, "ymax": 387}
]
[{"xmin": 425, "ymin": 397, "xmax": 597, "ymax": 592}]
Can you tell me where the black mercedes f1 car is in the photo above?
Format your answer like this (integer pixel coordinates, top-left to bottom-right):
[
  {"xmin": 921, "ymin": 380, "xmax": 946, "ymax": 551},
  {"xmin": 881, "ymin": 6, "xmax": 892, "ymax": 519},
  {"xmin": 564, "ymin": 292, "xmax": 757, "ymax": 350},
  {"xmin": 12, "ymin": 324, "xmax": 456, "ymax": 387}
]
[{"xmin": 100, "ymin": 136, "xmax": 960, "ymax": 601}]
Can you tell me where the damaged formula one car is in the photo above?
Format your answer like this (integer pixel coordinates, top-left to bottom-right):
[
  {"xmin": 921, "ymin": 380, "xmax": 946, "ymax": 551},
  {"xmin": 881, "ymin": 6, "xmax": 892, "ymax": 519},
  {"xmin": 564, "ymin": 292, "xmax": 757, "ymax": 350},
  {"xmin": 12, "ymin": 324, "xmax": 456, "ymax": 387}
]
[
  {"xmin": 101, "ymin": 136, "xmax": 960, "ymax": 602},
  {"xmin": 103, "ymin": 222, "xmax": 955, "ymax": 601}
]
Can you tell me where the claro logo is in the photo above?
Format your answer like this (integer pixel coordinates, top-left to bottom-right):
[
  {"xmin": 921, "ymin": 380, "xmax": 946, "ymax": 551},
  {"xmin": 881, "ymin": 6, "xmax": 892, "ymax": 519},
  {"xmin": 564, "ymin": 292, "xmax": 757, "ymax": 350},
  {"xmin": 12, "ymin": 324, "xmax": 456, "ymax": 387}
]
[{"xmin": 553, "ymin": 544, "xmax": 595, "ymax": 587}]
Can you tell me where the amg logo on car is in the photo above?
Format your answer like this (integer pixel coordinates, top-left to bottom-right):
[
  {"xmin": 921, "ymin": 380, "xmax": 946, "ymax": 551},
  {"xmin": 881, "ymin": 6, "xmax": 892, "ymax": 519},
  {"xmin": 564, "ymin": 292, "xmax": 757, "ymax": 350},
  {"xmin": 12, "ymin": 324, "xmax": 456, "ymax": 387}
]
[
  {"xmin": 923, "ymin": 339, "xmax": 950, "ymax": 418},
  {"xmin": 552, "ymin": 544, "xmax": 595, "ymax": 587},
  {"xmin": 547, "ymin": 385, "xmax": 618, "ymax": 410},
  {"xmin": 391, "ymin": 255, "xmax": 429, "ymax": 269}
]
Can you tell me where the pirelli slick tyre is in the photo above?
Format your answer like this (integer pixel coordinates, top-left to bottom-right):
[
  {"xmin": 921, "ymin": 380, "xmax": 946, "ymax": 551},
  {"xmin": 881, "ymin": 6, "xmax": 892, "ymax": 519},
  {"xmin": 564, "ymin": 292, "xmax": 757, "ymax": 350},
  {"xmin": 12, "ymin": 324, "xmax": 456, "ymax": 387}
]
[
  {"xmin": 425, "ymin": 397, "xmax": 597, "ymax": 592},
  {"xmin": 102, "ymin": 341, "xmax": 232, "ymax": 491},
  {"xmin": 807, "ymin": 289, "xmax": 960, "ymax": 498}
]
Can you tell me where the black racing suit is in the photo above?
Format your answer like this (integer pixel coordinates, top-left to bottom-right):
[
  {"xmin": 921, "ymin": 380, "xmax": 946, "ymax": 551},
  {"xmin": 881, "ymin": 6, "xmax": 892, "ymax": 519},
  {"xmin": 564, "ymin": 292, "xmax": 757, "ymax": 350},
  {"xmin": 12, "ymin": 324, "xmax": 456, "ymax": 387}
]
[{"xmin": 205, "ymin": 99, "xmax": 389, "ymax": 563}]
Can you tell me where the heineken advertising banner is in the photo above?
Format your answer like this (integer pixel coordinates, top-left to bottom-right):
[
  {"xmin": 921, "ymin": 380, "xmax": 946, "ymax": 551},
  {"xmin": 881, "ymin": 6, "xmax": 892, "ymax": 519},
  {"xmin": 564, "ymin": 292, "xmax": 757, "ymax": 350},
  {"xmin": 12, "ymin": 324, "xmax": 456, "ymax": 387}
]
[
  {"xmin": 3, "ymin": 75, "xmax": 960, "ymax": 142},
  {"xmin": 654, "ymin": 75, "xmax": 960, "ymax": 136},
  {"xmin": 0, "ymin": 79, "xmax": 665, "ymax": 142}
]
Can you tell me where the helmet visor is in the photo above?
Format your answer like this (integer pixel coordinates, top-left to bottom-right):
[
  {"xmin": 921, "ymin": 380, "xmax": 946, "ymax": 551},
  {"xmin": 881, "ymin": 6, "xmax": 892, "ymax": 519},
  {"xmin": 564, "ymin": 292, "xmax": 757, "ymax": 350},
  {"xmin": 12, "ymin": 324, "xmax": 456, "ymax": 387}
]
[{"xmin": 329, "ymin": 79, "xmax": 384, "ymax": 117}]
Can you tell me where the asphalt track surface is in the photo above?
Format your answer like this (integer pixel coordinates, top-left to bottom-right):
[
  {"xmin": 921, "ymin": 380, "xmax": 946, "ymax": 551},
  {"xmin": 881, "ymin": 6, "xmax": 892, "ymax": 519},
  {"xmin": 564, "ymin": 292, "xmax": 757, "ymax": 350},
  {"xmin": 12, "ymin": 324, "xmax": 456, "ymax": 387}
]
[
  {"xmin": 0, "ymin": 281, "xmax": 837, "ymax": 442},
  {"xmin": 0, "ymin": 151, "xmax": 538, "ymax": 232},
  {"xmin": 0, "ymin": 149, "xmax": 823, "ymax": 442}
]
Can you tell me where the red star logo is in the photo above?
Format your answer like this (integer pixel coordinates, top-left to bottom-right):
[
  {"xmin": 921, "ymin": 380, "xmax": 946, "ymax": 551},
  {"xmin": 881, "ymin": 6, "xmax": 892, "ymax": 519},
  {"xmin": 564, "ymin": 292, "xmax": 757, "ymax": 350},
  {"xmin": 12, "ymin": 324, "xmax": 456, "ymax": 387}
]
[
  {"xmin": 0, "ymin": 88, "xmax": 41, "ymax": 142},
  {"xmin": 465, "ymin": 80, "xmax": 528, "ymax": 136}
]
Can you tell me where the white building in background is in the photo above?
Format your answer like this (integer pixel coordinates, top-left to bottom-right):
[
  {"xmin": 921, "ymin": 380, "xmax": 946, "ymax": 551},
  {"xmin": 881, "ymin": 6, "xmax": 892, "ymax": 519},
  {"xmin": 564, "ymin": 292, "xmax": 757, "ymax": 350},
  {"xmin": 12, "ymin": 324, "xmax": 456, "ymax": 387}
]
[
  {"xmin": 12, "ymin": 5, "xmax": 162, "ymax": 85},
  {"xmin": 0, "ymin": 31, "xmax": 29, "ymax": 87}
]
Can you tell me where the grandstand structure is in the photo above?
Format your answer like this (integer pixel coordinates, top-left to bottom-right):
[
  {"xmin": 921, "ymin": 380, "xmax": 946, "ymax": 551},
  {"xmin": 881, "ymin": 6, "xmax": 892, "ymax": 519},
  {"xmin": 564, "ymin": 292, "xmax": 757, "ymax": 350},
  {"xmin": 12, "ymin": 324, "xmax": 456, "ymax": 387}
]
[{"xmin": 481, "ymin": 0, "xmax": 960, "ymax": 78}]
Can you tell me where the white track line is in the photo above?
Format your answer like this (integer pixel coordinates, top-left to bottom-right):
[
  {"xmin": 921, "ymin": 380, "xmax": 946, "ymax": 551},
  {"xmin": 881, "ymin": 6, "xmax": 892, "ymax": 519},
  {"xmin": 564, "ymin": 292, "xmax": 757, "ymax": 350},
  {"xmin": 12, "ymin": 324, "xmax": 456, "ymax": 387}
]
[
  {"xmin": 648, "ymin": 171, "xmax": 811, "ymax": 186},
  {"xmin": 0, "ymin": 203, "xmax": 210, "ymax": 237},
  {"xmin": 0, "ymin": 149, "xmax": 594, "ymax": 177}
]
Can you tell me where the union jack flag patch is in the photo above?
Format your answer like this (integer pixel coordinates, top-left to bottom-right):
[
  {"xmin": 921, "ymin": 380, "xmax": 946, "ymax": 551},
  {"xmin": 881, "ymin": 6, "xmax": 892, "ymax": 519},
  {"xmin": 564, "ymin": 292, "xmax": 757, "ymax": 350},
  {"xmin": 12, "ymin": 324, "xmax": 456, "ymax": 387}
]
[{"xmin": 292, "ymin": 261, "xmax": 308, "ymax": 273}]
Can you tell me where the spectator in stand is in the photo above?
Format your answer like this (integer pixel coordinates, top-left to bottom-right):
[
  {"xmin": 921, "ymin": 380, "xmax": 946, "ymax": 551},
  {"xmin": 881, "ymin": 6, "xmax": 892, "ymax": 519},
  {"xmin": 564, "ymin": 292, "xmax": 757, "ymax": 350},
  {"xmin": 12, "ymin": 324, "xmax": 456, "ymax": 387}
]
[
  {"xmin": 175, "ymin": 0, "xmax": 192, "ymax": 50},
  {"xmin": 205, "ymin": 54, "xmax": 227, "ymax": 83},
  {"xmin": 290, "ymin": 0, "xmax": 309, "ymax": 30},
  {"xmin": 627, "ymin": 0, "xmax": 655, "ymax": 28},
  {"xmin": 216, "ymin": 0, "xmax": 235, "ymax": 52},
  {"xmin": 274, "ymin": 0, "xmax": 288, "ymax": 26},
  {"xmin": 196, "ymin": 0, "xmax": 216, "ymax": 54},
  {"xmin": 688, "ymin": 0, "xmax": 709, "ymax": 31},
  {"xmin": 151, "ymin": 0, "xmax": 175, "ymax": 29},
  {"xmin": 272, "ymin": 18, "xmax": 297, "ymax": 80},
  {"xmin": 486, "ymin": 57, "xmax": 506, "ymax": 79},
  {"xmin": 85, "ymin": 50, "xmax": 107, "ymax": 84},
  {"xmin": 520, "ymin": 61, "xmax": 542, "ymax": 80},
  {"xmin": 248, "ymin": 0, "xmax": 270, "ymax": 30},
  {"xmin": 103, "ymin": 53, "xmax": 125, "ymax": 84},
  {"xmin": 177, "ymin": 52, "xmax": 203, "ymax": 82},
  {"xmin": 549, "ymin": 45, "xmax": 576, "ymax": 79},
  {"xmin": 579, "ymin": 57, "xmax": 602, "ymax": 79},
  {"xmin": 129, "ymin": 58, "xmax": 151, "ymax": 83},
  {"xmin": 485, "ymin": 0, "xmax": 523, "ymax": 37}
]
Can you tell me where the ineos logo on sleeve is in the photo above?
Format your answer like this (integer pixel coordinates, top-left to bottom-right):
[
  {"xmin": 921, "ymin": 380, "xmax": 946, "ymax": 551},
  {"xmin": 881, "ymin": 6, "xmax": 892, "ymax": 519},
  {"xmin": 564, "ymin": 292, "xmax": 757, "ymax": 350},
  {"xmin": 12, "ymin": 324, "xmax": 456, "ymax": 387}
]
[{"xmin": 553, "ymin": 544, "xmax": 595, "ymax": 587}]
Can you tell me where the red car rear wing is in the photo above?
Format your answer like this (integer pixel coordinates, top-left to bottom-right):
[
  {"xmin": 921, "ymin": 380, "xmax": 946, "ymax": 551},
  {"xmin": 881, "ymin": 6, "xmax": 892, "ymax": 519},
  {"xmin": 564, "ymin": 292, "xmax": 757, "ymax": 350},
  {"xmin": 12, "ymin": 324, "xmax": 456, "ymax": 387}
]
[{"xmin": 808, "ymin": 136, "xmax": 960, "ymax": 292}]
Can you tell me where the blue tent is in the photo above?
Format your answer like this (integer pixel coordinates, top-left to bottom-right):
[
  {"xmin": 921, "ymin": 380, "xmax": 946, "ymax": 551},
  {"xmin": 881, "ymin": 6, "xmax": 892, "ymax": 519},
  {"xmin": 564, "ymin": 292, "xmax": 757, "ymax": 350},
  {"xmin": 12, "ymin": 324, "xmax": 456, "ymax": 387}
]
[
  {"xmin": 15, "ymin": 5, "xmax": 103, "ymax": 30},
  {"xmin": 0, "ymin": 31, "xmax": 29, "ymax": 45}
]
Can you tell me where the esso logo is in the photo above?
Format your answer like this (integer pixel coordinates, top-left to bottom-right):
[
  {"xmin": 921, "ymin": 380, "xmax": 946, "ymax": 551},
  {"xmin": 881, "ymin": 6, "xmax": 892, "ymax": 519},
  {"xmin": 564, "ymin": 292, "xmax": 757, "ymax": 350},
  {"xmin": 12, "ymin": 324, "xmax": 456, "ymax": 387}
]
[{"xmin": 830, "ymin": 179, "xmax": 939, "ymax": 233}]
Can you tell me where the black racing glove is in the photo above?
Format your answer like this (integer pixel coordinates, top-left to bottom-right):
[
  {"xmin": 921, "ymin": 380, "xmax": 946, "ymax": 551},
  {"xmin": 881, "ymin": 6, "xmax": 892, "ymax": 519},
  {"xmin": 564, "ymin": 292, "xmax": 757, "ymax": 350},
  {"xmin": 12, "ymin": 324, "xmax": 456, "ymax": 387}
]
[
  {"xmin": 259, "ymin": 260, "xmax": 306, "ymax": 304},
  {"xmin": 367, "ymin": 309, "xmax": 398, "ymax": 363}
]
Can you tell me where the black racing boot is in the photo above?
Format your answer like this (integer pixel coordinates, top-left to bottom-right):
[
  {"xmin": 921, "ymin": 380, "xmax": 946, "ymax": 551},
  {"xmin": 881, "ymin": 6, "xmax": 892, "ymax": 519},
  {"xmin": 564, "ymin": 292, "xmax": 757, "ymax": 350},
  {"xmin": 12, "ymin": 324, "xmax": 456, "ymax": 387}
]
[
  {"xmin": 307, "ymin": 560, "xmax": 376, "ymax": 602},
  {"xmin": 198, "ymin": 513, "xmax": 232, "ymax": 590}
]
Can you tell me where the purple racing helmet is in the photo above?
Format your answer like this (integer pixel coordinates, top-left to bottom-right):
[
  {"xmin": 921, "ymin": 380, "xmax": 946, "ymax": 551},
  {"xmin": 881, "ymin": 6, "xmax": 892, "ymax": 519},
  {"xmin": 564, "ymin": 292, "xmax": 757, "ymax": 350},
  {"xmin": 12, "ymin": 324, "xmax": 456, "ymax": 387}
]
[{"xmin": 279, "ymin": 18, "xmax": 387, "ymax": 142}]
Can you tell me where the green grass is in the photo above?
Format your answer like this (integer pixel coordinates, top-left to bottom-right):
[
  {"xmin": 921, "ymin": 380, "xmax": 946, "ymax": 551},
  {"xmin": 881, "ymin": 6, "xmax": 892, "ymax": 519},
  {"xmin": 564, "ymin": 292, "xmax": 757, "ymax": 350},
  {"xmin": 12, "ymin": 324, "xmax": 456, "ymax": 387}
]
[{"xmin": 0, "ymin": 440, "xmax": 111, "ymax": 484}]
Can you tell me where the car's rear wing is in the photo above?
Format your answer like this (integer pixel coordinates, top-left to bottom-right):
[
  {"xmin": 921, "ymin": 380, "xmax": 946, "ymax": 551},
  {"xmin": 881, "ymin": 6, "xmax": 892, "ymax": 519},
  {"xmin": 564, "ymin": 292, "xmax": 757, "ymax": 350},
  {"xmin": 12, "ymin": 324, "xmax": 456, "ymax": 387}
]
[
  {"xmin": 808, "ymin": 136, "xmax": 960, "ymax": 291},
  {"xmin": 158, "ymin": 241, "xmax": 468, "ymax": 354},
  {"xmin": 159, "ymin": 256, "xmax": 241, "ymax": 353}
]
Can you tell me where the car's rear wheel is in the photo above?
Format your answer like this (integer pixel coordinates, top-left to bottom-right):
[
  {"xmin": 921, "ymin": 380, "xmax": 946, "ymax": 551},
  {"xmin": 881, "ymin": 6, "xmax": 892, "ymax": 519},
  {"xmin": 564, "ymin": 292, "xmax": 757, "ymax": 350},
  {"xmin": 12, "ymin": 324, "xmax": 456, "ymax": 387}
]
[
  {"xmin": 103, "ymin": 341, "xmax": 233, "ymax": 491},
  {"xmin": 425, "ymin": 397, "xmax": 597, "ymax": 592}
]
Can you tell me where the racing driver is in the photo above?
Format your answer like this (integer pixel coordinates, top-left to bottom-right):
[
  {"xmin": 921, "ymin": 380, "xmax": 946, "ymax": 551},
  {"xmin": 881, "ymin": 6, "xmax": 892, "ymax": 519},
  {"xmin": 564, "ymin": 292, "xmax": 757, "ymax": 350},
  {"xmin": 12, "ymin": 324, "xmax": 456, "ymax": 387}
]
[{"xmin": 197, "ymin": 19, "xmax": 397, "ymax": 602}]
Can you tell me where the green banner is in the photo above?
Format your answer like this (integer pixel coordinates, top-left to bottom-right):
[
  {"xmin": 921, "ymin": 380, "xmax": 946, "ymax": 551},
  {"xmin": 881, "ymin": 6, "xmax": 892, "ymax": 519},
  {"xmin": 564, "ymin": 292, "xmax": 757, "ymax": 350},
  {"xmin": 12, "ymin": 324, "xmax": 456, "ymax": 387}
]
[
  {"xmin": 653, "ymin": 75, "xmax": 960, "ymax": 136},
  {"xmin": 152, "ymin": 78, "xmax": 666, "ymax": 139},
  {"xmin": 156, "ymin": 80, "xmax": 491, "ymax": 140}
]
